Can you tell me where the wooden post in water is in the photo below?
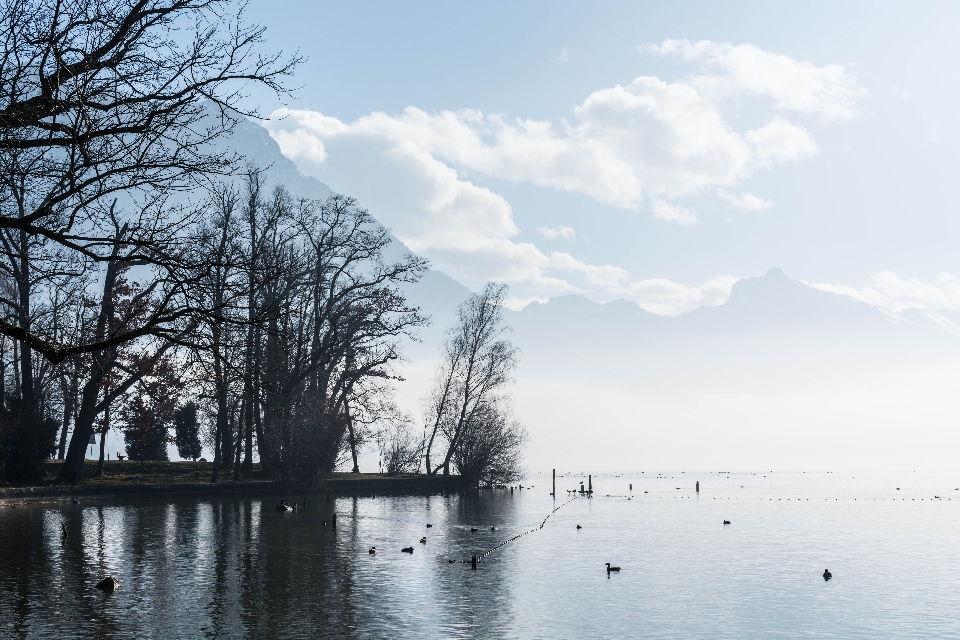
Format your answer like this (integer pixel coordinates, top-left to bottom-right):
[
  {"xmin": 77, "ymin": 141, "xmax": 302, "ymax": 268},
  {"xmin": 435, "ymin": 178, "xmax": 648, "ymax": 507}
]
[
  {"xmin": 588, "ymin": 475, "xmax": 592, "ymax": 494},
  {"xmin": 552, "ymin": 469, "xmax": 556, "ymax": 497},
  {"xmin": 696, "ymin": 481, "xmax": 699, "ymax": 493}
]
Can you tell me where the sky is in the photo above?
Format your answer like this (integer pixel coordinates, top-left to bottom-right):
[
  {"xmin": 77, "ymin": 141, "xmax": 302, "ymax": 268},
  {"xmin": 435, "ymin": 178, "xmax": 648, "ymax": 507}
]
[{"xmin": 240, "ymin": 1, "xmax": 960, "ymax": 315}]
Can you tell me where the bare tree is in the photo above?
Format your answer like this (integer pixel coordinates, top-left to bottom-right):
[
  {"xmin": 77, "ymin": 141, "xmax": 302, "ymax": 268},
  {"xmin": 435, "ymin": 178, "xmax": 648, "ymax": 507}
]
[
  {"xmin": 423, "ymin": 283, "xmax": 524, "ymax": 483},
  {"xmin": 0, "ymin": 0, "xmax": 297, "ymax": 484},
  {"xmin": 250, "ymin": 192, "xmax": 426, "ymax": 481},
  {"xmin": 377, "ymin": 416, "xmax": 422, "ymax": 475},
  {"xmin": 179, "ymin": 185, "xmax": 426, "ymax": 484},
  {"xmin": 452, "ymin": 399, "xmax": 525, "ymax": 486},
  {"xmin": 0, "ymin": 0, "xmax": 298, "ymax": 362}
]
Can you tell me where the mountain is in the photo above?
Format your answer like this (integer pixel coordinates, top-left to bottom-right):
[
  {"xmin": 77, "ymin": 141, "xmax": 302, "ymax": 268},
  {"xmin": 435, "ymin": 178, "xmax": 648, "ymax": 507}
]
[
  {"xmin": 230, "ymin": 117, "xmax": 960, "ymax": 472},
  {"xmin": 220, "ymin": 116, "xmax": 471, "ymax": 350},
  {"xmin": 507, "ymin": 267, "xmax": 958, "ymax": 372}
]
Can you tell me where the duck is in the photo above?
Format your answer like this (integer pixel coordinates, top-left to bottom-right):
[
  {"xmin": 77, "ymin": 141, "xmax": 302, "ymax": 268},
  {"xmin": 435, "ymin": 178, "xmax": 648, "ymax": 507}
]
[
  {"xmin": 490, "ymin": 526, "xmax": 496, "ymax": 531},
  {"xmin": 576, "ymin": 524, "xmax": 582, "ymax": 530},
  {"xmin": 426, "ymin": 523, "xmax": 433, "ymax": 528},
  {"xmin": 95, "ymin": 576, "xmax": 119, "ymax": 592},
  {"xmin": 605, "ymin": 563, "xmax": 620, "ymax": 573},
  {"xmin": 401, "ymin": 547, "xmax": 414, "ymax": 553},
  {"xmin": 448, "ymin": 559, "xmax": 455, "ymax": 563},
  {"xmin": 823, "ymin": 569, "xmax": 832, "ymax": 580},
  {"xmin": 419, "ymin": 537, "xmax": 427, "ymax": 544},
  {"xmin": 723, "ymin": 520, "xmax": 730, "ymax": 525},
  {"xmin": 470, "ymin": 527, "xmax": 478, "ymax": 532},
  {"xmin": 368, "ymin": 547, "xmax": 376, "ymax": 554}
]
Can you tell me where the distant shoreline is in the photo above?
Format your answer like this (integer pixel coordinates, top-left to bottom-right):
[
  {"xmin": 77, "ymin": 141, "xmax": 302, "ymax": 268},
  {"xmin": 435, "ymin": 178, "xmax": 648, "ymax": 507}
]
[{"xmin": 0, "ymin": 461, "xmax": 467, "ymax": 502}]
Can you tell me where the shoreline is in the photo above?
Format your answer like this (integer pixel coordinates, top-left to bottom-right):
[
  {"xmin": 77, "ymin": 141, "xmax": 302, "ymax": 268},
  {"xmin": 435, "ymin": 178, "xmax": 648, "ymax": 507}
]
[{"xmin": 0, "ymin": 461, "xmax": 468, "ymax": 502}]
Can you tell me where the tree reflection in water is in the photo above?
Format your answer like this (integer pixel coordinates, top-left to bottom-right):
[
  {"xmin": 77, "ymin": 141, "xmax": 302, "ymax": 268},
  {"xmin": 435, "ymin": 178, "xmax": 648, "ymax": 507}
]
[{"xmin": 0, "ymin": 490, "xmax": 520, "ymax": 639}]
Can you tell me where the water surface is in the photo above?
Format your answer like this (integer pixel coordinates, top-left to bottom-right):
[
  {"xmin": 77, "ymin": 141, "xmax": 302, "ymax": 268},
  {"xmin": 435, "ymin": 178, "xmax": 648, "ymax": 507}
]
[{"xmin": 2, "ymin": 471, "xmax": 959, "ymax": 639}]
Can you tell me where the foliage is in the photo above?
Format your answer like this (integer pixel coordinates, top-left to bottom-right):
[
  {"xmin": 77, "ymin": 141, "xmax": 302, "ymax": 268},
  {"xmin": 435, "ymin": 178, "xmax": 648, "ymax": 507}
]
[
  {"xmin": 1, "ymin": 393, "xmax": 59, "ymax": 482},
  {"xmin": 174, "ymin": 403, "xmax": 202, "ymax": 462},
  {"xmin": 120, "ymin": 357, "xmax": 180, "ymax": 468}
]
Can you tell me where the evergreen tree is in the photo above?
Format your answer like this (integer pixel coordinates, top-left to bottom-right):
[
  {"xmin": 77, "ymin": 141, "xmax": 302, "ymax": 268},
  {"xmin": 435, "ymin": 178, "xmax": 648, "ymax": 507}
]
[
  {"xmin": 119, "ymin": 358, "xmax": 179, "ymax": 470},
  {"xmin": 174, "ymin": 403, "xmax": 202, "ymax": 462},
  {"xmin": 122, "ymin": 412, "xmax": 169, "ymax": 466}
]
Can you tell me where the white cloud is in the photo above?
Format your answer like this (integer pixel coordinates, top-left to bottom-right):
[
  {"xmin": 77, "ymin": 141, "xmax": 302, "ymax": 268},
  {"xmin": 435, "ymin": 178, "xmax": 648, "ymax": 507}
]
[
  {"xmin": 652, "ymin": 199, "xmax": 698, "ymax": 225},
  {"xmin": 554, "ymin": 46, "xmax": 570, "ymax": 63},
  {"xmin": 807, "ymin": 271, "xmax": 960, "ymax": 313},
  {"xmin": 267, "ymin": 42, "xmax": 842, "ymax": 218},
  {"xmin": 622, "ymin": 275, "xmax": 741, "ymax": 315},
  {"xmin": 745, "ymin": 117, "xmax": 819, "ymax": 165},
  {"xmin": 536, "ymin": 225, "xmax": 576, "ymax": 240},
  {"xmin": 546, "ymin": 251, "xmax": 738, "ymax": 315},
  {"xmin": 263, "ymin": 40, "xmax": 857, "ymax": 309},
  {"xmin": 643, "ymin": 39, "xmax": 864, "ymax": 119},
  {"xmin": 718, "ymin": 190, "xmax": 774, "ymax": 211}
]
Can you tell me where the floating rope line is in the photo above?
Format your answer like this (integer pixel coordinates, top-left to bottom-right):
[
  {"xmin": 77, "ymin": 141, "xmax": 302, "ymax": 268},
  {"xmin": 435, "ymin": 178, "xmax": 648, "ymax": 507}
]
[{"xmin": 468, "ymin": 493, "xmax": 581, "ymax": 563}]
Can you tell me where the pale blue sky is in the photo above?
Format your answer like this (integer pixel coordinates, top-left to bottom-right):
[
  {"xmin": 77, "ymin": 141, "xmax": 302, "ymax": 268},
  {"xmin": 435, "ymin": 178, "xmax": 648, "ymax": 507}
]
[{"xmin": 245, "ymin": 1, "xmax": 960, "ymax": 313}]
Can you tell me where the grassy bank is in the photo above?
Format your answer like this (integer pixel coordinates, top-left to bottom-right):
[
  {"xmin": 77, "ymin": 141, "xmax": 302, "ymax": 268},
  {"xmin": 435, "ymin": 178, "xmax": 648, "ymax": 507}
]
[
  {"xmin": 18, "ymin": 460, "xmax": 435, "ymax": 486},
  {"xmin": 37, "ymin": 459, "xmax": 267, "ymax": 486}
]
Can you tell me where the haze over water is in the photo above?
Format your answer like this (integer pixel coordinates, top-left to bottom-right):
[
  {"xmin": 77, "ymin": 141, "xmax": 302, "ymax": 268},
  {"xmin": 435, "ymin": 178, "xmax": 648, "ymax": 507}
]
[{"xmin": 3, "ymin": 470, "xmax": 959, "ymax": 639}]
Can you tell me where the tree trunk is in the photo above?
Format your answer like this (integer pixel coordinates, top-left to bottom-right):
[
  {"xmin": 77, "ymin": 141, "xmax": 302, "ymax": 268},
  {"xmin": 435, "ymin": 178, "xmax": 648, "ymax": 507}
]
[
  {"xmin": 59, "ymin": 370, "xmax": 104, "ymax": 484},
  {"xmin": 233, "ymin": 398, "xmax": 245, "ymax": 481},
  {"xmin": 16, "ymin": 227, "xmax": 41, "ymax": 484},
  {"xmin": 345, "ymin": 399, "xmax": 360, "ymax": 474},
  {"xmin": 57, "ymin": 374, "xmax": 76, "ymax": 460},
  {"xmin": 56, "ymin": 244, "xmax": 124, "ymax": 485},
  {"xmin": 94, "ymin": 401, "xmax": 110, "ymax": 478},
  {"xmin": 210, "ymin": 384, "xmax": 227, "ymax": 484}
]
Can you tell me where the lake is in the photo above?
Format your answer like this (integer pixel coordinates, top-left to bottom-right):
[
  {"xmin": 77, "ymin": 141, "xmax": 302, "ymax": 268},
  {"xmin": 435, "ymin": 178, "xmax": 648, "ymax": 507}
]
[{"xmin": 2, "ymin": 471, "xmax": 959, "ymax": 639}]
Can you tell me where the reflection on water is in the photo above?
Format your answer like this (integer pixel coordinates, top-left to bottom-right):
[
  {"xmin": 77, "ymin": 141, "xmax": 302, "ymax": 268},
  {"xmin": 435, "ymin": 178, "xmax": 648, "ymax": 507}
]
[{"xmin": 2, "ymin": 472, "xmax": 960, "ymax": 639}]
